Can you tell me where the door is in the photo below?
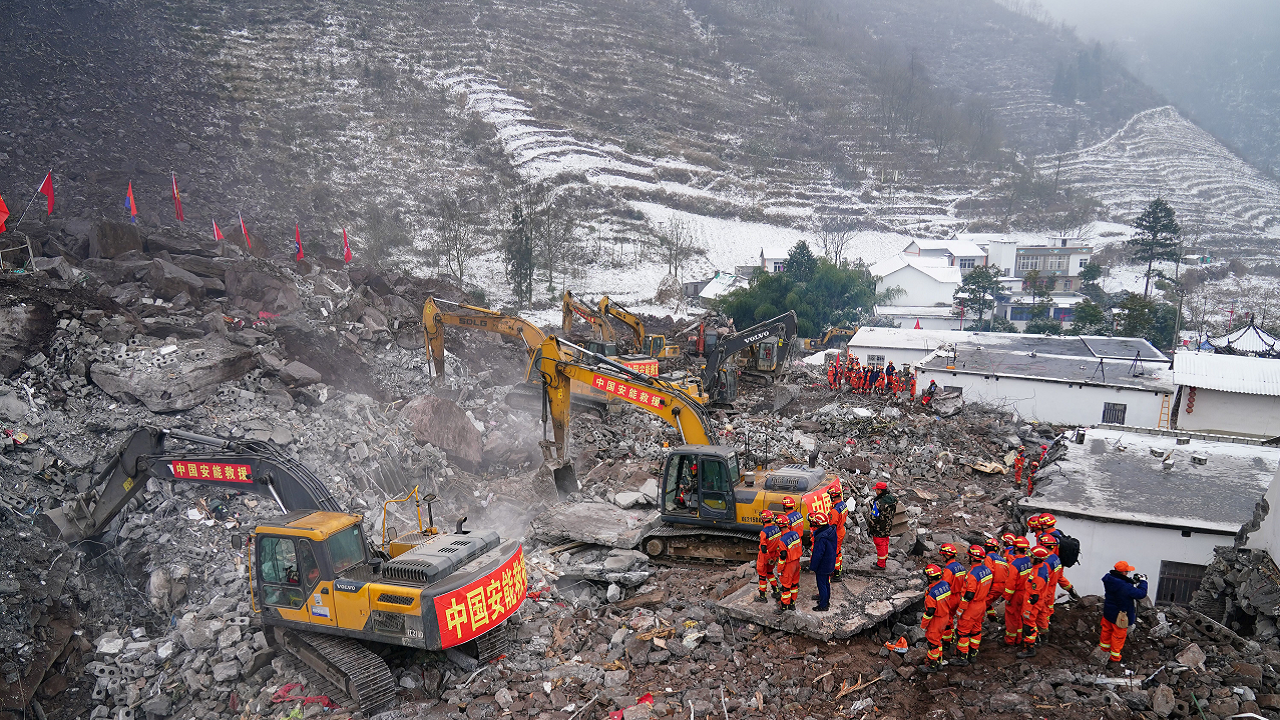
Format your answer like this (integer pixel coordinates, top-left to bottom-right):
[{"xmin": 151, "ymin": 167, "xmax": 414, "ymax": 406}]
[
  {"xmin": 662, "ymin": 453, "xmax": 699, "ymax": 515},
  {"xmin": 1102, "ymin": 402, "xmax": 1127, "ymax": 424},
  {"xmin": 257, "ymin": 535, "xmax": 335, "ymax": 626},
  {"xmin": 698, "ymin": 457, "xmax": 733, "ymax": 521}
]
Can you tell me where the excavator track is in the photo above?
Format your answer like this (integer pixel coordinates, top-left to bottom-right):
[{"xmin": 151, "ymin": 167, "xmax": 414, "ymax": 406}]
[
  {"xmin": 272, "ymin": 627, "xmax": 397, "ymax": 715},
  {"xmin": 639, "ymin": 525, "xmax": 762, "ymax": 566}
]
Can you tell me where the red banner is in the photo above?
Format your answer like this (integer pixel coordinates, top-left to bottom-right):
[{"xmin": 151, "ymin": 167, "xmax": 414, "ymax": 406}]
[
  {"xmin": 591, "ymin": 374, "xmax": 665, "ymax": 408},
  {"xmin": 434, "ymin": 546, "xmax": 526, "ymax": 648},
  {"xmin": 170, "ymin": 461, "xmax": 252, "ymax": 483}
]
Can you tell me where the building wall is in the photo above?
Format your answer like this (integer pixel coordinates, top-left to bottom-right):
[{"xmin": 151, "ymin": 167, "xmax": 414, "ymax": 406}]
[
  {"xmin": 1178, "ymin": 387, "xmax": 1280, "ymax": 438},
  {"xmin": 876, "ymin": 266, "xmax": 958, "ymax": 307},
  {"xmin": 915, "ymin": 368, "xmax": 1169, "ymax": 426},
  {"xmin": 1051, "ymin": 515, "xmax": 1231, "ymax": 599},
  {"xmin": 844, "ymin": 343, "xmax": 936, "ymax": 368},
  {"xmin": 1244, "ymin": 464, "xmax": 1280, "ymax": 558}
]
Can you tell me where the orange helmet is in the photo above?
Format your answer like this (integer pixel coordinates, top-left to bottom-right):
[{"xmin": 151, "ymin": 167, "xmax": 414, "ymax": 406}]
[
  {"xmin": 1013, "ymin": 536, "xmax": 1031, "ymax": 550},
  {"xmin": 924, "ymin": 564, "xmax": 943, "ymax": 581},
  {"xmin": 826, "ymin": 482, "xmax": 842, "ymax": 499},
  {"xmin": 939, "ymin": 543, "xmax": 958, "ymax": 558},
  {"xmin": 1001, "ymin": 533, "xmax": 1017, "ymax": 547},
  {"xmin": 1040, "ymin": 513, "xmax": 1057, "ymax": 529},
  {"xmin": 782, "ymin": 497, "xmax": 796, "ymax": 510},
  {"xmin": 809, "ymin": 511, "xmax": 828, "ymax": 526},
  {"xmin": 1027, "ymin": 515, "xmax": 1042, "ymax": 530},
  {"xmin": 1038, "ymin": 534, "xmax": 1058, "ymax": 549},
  {"xmin": 983, "ymin": 538, "xmax": 1001, "ymax": 553},
  {"xmin": 761, "ymin": 509, "xmax": 775, "ymax": 523},
  {"xmin": 776, "ymin": 514, "xmax": 791, "ymax": 527},
  {"xmin": 1031, "ymin": 546, "xmax": 1050, "ymax": 559},
  {"xmin": 967, "ymin": 544, "xmax": 985, "ymax": 560}
]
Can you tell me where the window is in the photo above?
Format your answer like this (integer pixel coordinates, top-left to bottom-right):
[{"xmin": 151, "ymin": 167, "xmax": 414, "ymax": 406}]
[
  {"xmin": 1017, "ymin": 255, "xmax": 1042, "ymax": 271},
  {"xmin": 1010, "ymin": 307, "xmax": 1034, "ymax": 321},
  {"xmin": 1061, "ymin": 279, "xmax": 1072, "ymax": 291},
  {"xmin": 327, "ymin": 525, "xmax": 365, "ymax": 575},
  {"xmin": 1079, "ymin": 258, "xmax": 1089, "ymax": 269},
  {"xmin": 259, "ymin": 536, "xmax": 318, "ymax": 608},
  {"xmin": 959, "ymin": 258, "xmax": 976, "ymax": 269},
  {"xmin": 1045, "ymin": 256, "xmax": 1067, "ymax": 271},
  {"xmin": 1053, "ymin": 307, "xmax": 1074, "ymax": 322},
  {"xmin": 867, "ymin": 354, "xmax": 886, "ymax": 369},
  {"xmin": 664, "ymin": 454, "xmax": 699, "ymax": 513},
  {"xmin": 1156, "ymin": 561, "xmax": 1207, "ymax": 606},
  {"xmin": 772, "ymin": 262, "xmax": 786, "ymax": 272},
  {"xmin": 699, "ymin": 459, "xmax": 731, "ymax": 517},
  {"xmin": 1102, "ymin": 402, "xmax": 1127, "ymax": 424}
]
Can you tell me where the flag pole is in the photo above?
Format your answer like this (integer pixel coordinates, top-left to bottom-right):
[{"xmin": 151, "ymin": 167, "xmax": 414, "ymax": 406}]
[{"xmin": 11, "ymin": 169, "xmax": 51, "ymax": 229}]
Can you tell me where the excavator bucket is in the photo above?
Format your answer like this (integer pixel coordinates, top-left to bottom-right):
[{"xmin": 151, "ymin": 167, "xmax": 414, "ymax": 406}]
[{"xmin": 536, "ymin": 440, "xmax": 579, "ymax": 500}]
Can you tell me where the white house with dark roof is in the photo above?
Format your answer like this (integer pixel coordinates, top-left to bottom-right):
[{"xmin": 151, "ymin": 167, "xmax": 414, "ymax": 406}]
[
  {"xmin": 1172, "ymin": 351, "xmax": 1280, "ymax": 439},
  {"xmin": 869, "ymin": 254, "xmax": 962, "ymax": 308}
]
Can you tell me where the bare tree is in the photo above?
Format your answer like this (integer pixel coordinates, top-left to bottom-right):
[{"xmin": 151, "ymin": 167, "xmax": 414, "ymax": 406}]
[
  {"xmin": 817, "ymin": 215, "xmax": 855, "ymax": 267},
  {"xmin": 435, "ymin": 191, "xmax": 485, "ymax": 286},
  {"xmin": 656, "ymin": 217, "xmax": 702, "ymax": 284}
]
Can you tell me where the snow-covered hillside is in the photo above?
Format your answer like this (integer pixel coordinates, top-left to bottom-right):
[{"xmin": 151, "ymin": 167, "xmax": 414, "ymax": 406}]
[{"xmin": 1046, "ymin": 107, "xmax": 1280, "ymax": 238}]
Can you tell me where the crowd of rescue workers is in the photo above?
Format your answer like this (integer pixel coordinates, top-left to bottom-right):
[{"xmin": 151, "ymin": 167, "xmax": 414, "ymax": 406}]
[{"xmin": 753, "ymin": 480, "xmax": 1151, "ymax": 674}]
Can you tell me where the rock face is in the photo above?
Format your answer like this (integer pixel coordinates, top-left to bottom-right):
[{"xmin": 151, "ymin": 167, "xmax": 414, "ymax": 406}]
[
  {"xmin": 89, "ymin": 221, "xmax": 143, "ymax": 259},
  {"xmin": 147, "ymin": 258, "xmax": 205, "ymax": 301},
  {"xmin": 90, "ymin": 338, "xmax": 256, "ymax": 412},
  {"xmin": 0, "ymin": 301, "xmax": 53, "ymax": 376},
  {"xmin": 400, "ymin": 394, "xmax": 483, "ymax": 470},
  {"xmin": 278, "ymin": 360, "xmax": 322, "ymax": 387}
]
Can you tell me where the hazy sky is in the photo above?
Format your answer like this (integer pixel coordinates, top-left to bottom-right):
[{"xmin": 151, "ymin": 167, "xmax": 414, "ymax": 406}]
[{"xmin": 1037, "ymin": 0, "xmax": 1279, "ymax": 60}]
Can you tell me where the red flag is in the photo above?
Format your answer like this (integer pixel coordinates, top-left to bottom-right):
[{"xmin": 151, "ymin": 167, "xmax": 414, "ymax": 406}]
[
  {"xmin": 342, "ymin": 228, "xmax": 352, "ymax": 263},
  {"xmin": 171, "ymin": 172, "xmax": 184, "ymax": 222},
  {"xmin": 38, "ymin": 172, "xmax": 53, "ymax": 215},
  {"xmin": 213, "ymin": 220, "xmax": 225, "ymax": 241},
  {"xmin": 239, "ymin": 211, "xmax": 252, "ymax": 249},
  {"xmin": 0, "ymin": 193, "xmax": 9, "ymax": 233},
  {"xmin": 126, "ymin": 182, "xmax": 137, "ymax": 224},
  {"xmin": 294, "ymin": 224, "xmax": 304, "ymax": 260},
  {"xmin": 914, "ymin": 319, "xmax": 921, "ymax": 329}
]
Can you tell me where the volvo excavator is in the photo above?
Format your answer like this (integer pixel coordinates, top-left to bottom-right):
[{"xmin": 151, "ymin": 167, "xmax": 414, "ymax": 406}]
[
  {"xmin": 530, "ymin": 336, "xmax": 838, "ymax": 563},
  {"xmin": 39, "ymin": 427, "xmax": 524, "ymax": 714},
  {"xmin": 700, "ymin": 310, "xmax": 798, "ymax": 405}
]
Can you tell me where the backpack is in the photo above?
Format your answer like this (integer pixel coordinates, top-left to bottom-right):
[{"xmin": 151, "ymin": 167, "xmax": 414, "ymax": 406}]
[{"xmin": 1057, "ymin": 534, "xmax": 1081, "ymax": 568}]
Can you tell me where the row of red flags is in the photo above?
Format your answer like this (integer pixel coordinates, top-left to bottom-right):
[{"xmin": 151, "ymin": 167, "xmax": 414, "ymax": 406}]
[{"xmin": 3, "ymin": 172, "xmax": 353, "ymax": 263}]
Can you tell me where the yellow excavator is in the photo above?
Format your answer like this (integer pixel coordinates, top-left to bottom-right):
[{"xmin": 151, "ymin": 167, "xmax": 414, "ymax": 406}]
[
  {"xmin": 531, "ymin": 336, "xmax": 839, "ymax": 562},
  {"xmin": 562, "ymin": 290, "xmax": 658, "ymax": 376},
  {"xmin": 801, "ymin": 326, "xmax": 859, "ymax": 352},
  {"xmin": 598, "ymin": 295, "xmax": 682, "ymax": 362},
  {"xmin": 40, "ymin": 427, "xmax": 523, "ymax": 714}
]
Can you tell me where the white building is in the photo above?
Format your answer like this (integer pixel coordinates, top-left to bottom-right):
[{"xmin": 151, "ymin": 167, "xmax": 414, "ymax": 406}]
[
  {"xmin": 843, "ymin": 327, "xmax": 970, "ymax": 368},
  {"xmin": 985, "ymin": 236, "xmax": 1094, "ymax": 292},
  {"xmin": 1172, "ymin": 351, "xmax": 1280, "ymax": 439},
  {"xmin": 903, "ymin": 238, "xmax": 988, "ymax": 274},
  {"xmin": 694, "ymin": 272, "xmax": 746, "ymax": 307},
  {"xmin": 872, "ymin": 306, "xmax": 964, "ymax": 331},
  {"xmin": 869, "ymin": 254, "xmax": 962, "ymax": 308},
  {"xmin": 1020, "ymin": 427, "xmax": 1278, "ymax": 602},
  {"xmin": 914, "ymin": 332, "xmax": 1174, "ymax": 427}
]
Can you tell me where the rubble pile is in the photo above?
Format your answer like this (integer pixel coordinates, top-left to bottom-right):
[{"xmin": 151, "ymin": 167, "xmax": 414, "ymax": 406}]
[{"xmin": 4, "ymin": 219, "xmax": 1280, "ymax": 719}]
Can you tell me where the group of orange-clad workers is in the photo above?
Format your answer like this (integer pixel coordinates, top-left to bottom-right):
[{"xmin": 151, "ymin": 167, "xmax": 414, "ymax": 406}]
[
  {"xmin": 826, "ymin": 355, "xmax": 915, "ymax": 397},
  {"xmin": 918, "ymin": 513, "xmax": 1080, "ymax": 672},
  {"xmin": 1011, "ymin": 444, "xmax": 1049, "ymax": 496},
  {"xmin": 755, "ymin": 482, "xmax": 850, "ymax": 613}
]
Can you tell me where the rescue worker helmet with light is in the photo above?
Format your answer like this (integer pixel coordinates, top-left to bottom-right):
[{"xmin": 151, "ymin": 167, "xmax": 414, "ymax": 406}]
[
  {"xmin": 984, "ymin": 537, "xmax": 1001, "ymax": 553},
  {"xmin": 1038, "ymin": 534, "xmax": 1058, "ymax": 549},
  {"xmin": 1000, "ymin": 533, "xmax": 1017, "ymax": 546},
  {"xmin": 1027, "ymin": 515, "xmax": 1042, "ymax": 531},
  {"xmin": 826, "ymin": 483, "xmax": 842, "ymax": 498},
  {"xmin": 775, "ymin": 514, "xmax": 791, "ymax": 527},
  {"xmin": 809, "ymin": 512, "xmax": 827, "ymax": 525},
  {"xmin": 968, "ymin": 544, "xmax": 985, "ymax": 560},
  {"xmin": 1040, "ymin": 513, "xmax": 1057, "ymax": 529},
  {"xmin": 782, "ymin": 497, "xmax": 796, "ymax": 510},
  {"xmin": 761, "ymin": 509, "xmax": 774, "ymax": 523},
  {"xmin": 939, "ymin": 543, "xmax": 958, "ymax": 558},
  {"xmin": 924, "ymin": 564, "xmax": 943, "ymax": 580}
]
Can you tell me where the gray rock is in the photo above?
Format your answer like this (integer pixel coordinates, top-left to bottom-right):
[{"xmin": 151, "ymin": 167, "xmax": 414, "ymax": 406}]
[
  {"xmin": 91, "ymin": 338, "xmax": 255, "ymax": 412},
  {"xmin": 0, "ymin": 389, "xmax": 27, "ymax": 422},
  {"xmin": 279, "ymin": 361, "xmax": 322, "ymax": 386},
  {"xmin": 1177, "ymin": 642, "xmax": 1207, "ymax": 671},
  {"xmin": 607, "ymin": 584, "xmax": 622, "ymax": 603},
  {"xmin": 0, "ymin": 302, "xmax": 54, "ymax": 376},
  {"xmin": 211, "ymin": 661, "xmax": 240, "ymax": 682},
  {"xmin": 989, "ymin": 693, "xmax": 1030, "ymax": 713},
  {"xmin": 140, "ymin": 693, "xmax": 172, "ymax": 717},
  {"xmin": 217, "ymin": 625, "xmax": 242, "ymax": 651},
  {"xmin": 90, "ymin": 222, "xmax": 144, "ymax": 259},
  {"xmin": 604, "ymin": 669, "xmax": 630, "ymax": 688},
  {"xmin": 638, "ymin": 477, "xmax": 659, "ymax": 501},
  {"xmin": 1151, "ymin": 684, "xmax": 1175, "ymax": 718},
  {"xmin": 400, "ymin": 394, "xmax": 482, "ymax": 470},
  {"xmin": 614, "ymin": 491, "xmax": 645, "ymax": 509},
  {"xmin": 147, "ymin": 258, "xmax": 205, "ymax": 300}
]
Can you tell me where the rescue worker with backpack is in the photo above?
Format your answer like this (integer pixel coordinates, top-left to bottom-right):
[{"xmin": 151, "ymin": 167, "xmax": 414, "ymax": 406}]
[
  {"xmin": 937, "ymin": 544, "xmax": 966, "ymax": 649},
  {"xmin": 1035, "ymin": 534, "xmax": 1081, "ymax": 638},
  {"xmin": 1004, "ymin": 537, "xmax": 1034, "ymax": 646},
  {"xmin": 867, "ymin": 481, "xmax": 896, "ymax": 569},
  {"xmin": 1017, "ymin": 546, "xmax": 1051, "ymax": 657},
  {"xmin": 754, "ymin": 510, "xmax": 782, "ymax": 603},
  {"xmin": 953, "ymin": 545, "xmax": 993, "ymax": 665},
  {"xmin": 920, "ymin": 565, "xmax": 958, "ymax": 673}
]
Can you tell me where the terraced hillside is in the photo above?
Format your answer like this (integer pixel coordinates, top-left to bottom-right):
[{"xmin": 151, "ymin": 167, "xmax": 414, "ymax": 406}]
[{"xmin": 1046, "ymin": 107, "xmax": 1280, "ymax": 239}]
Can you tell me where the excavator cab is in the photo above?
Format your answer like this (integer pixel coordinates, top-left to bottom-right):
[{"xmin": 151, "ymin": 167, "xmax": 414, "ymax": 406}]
[
  {"xmin": 642, "ymin": 335, "xmax": 681, "ymax": 360},
  {"xmin": 251, "ymin": 512, "xmax": 372, "ymax": 629},
  {"xmin": 661, "ymin": 449, "xmax": 739, "ymax": 521}
]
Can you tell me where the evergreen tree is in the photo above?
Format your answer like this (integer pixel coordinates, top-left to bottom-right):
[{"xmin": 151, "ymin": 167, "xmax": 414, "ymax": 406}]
[
  {"xmin": 717, "ymin": 259, "xmax": 878, "ymax": 337},
  {"xmin": 952, "ymin": 265, "xmax": 1003, "ymax": 330},
  {"xmin": 502, "ymin": 203, "xmax": 535, "ymax": 307},
  {"xmin": 1130, "ymin": 198, "xmax": 1182, "ymax": 298},
  {"xmin": 1064, "ymin": 299, "xmax": 1110, "ymax": 336},
  {"xmin": 784, "ymin": 241, "xmax": 818, "ymax": 282}
]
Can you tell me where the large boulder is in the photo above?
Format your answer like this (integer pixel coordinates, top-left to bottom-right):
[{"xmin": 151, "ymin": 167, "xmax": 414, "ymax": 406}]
[
  {"xmin": 146, "ymin": 258, "xmax": 205, "ymax": 301},
  {"xmin": 0, "ymin": 302, "xmax": 54, "ymax": 376},
  {"xmin": 400, "ymin": 394, "xmax": 483, "ymax": 471},
  {"xmin": 89, "ymin": 221, "xmax": 143, "ymax": 259},
  {"xmin": 90, "ymin": 338, "xmax": 255, "ymax": 412}
]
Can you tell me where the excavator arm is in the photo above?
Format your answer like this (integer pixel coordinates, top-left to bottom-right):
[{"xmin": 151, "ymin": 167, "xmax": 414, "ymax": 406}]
[
  {"xmin": 700, "ymin": 310, "xmax": 798, "ymax": 402},
  {"xmin": 532, "ymin": 336, "xmax": 714, "ymax": 466},
  {"xmin": 39, "ymin": 426, "xmax": 341, "ymax": 542},
  {"xmin": 562, "ymin": 290, "xmax": 614, "ymax": 343},
  {"xmin": 599, "ymin": 296, "xmax": 644, "ymax": 349},
  {"xmin": 422, "ymin": 296, "xmax": 546, "ymax": 377}
]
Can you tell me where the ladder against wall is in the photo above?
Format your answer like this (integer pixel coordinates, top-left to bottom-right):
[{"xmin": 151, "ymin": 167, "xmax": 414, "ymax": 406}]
[{"xmin": 1157, "ymin": 393, "xmax": 1172, "ymax": 429}]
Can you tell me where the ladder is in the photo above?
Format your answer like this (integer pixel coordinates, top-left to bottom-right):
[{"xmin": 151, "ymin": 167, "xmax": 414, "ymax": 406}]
[{"xmin": 1157, "ymin": 393, "xmax": 1172, "ymax": 429}]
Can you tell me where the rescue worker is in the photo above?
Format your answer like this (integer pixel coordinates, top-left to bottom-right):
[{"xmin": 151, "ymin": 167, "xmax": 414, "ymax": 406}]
[
  {"xmin": 1026, "ymin": 514, "xmax": 1042, "ymax": 538},
  {"xmin": 1013, "ymin": 446, "xmax": 1026, "ymax": 487},
  {"xmin": 884, "ymin": 361, "xmax": 897, "ymax": 393},
  {"xmin": 781, "ymin": 496, "xmax": 802, "ymax": 535},
  {"xmin": 774, "ymin": 514, "xmax": 802, "ymax": 614},
  {"xmin": 1035, "ymin": 534, "xmax": 1080, "ymax": 638},
  {"xmin": 1017, "ymin": 546, "xmax": 1051, "ymax": 657},
  {"xmin": 827, "ymin": 357, "xmax": 838, "ymax": 390},
  {"xmin": 1025, "ymin": 461, "xmax": 1040, "ymax": 496},
  {"xmin": 953, "ymin": 545, "xmax": 993, "ymax": 665},
  {"xmin": 1004, "ymin": 537, "xmax": 1033, "ymax": 646},
  {"xmin": 921, "ymin": 379, "xmax": 938, "ymax": 406},
  {"xmin": 826, "ymin": 482, "xmax": 848, "ymax": 582},
  {"xmin": 808, "ymin": 511, "xmax": 836, "ymax": 612},
  {"xmin": 866, "ymin": 481, "xmax": 896, "ymax": 569},
  {"xmin": 1099, "ymin": 561, "xmax": 1148, "ymax": 665},
  {"xmin": 1039, "ymin": 513, "xmax": 1064, "ymax": 543},
  {"xmin": 755, "ymin": 510, "xmax": 782, "ymax": 603},
  {"xmin": 920, "ymin": 565, "xmax": 957, "ymax": 673},
  {"xmin": 937, "ymin": 543, "xmax": 965, "ymax": 649},
  {"xmin": 982, "ymin": 537, "xmax": 1010, "ymax": 621},
  {"xmin": 1037, "ymin": 444, "xmax": 1049, "ymax": 465}
]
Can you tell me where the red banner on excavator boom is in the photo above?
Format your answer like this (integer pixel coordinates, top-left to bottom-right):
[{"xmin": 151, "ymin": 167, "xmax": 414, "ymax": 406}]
[
  {"xmin": 170, "ymin": 461, "xmax": 253, "ymax": 483},
  {"xmin": 591, "ymin": 374, "xmax": 665, "ymax": 408},
  {"xmin": 434, "ymin": 545, "xmax": 527, "ymax": 648}
]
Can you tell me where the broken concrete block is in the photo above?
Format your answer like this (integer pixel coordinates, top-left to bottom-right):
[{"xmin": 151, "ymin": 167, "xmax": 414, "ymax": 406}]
[
  {"xmin": 147, "ymin": 259, "xmax": 205, "ymax": 301},
  {"xmin": 400, "ymin": 394, "xmax": 483, "ymax": 471},
  {"xmin": 278, "ymin": 361, "xmax": 322, "ymax": 387},
  {"xmin": 614, "ymin": 491, "xmax": 645, "ymax": 509},
  {"xmin": 91, "ymin": 338, "xmax": 255, "ymax": 412},
  {"xmin": 638, "ymin": 477, "xmax": 659, "ymax": 502},
  {"xmin": 1176, "ymin": 642, "xmax": 1206, "ymax": 672},
  {"xmin": 1151, "ymin": 684, "xmax": 1175, "ymax": 718},
  {"xmin": 211, "ymin": 660, "xmax": 239, "ymax": 683}
]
